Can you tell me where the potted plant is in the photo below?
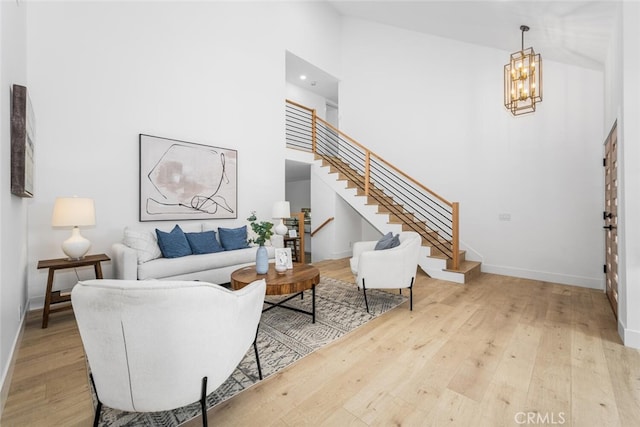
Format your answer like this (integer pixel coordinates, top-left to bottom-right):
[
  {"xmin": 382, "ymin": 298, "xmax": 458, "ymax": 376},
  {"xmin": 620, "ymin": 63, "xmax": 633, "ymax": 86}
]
[{"xmin": 247, "ymin": 211, "xmax": 273, "ymax": 274}]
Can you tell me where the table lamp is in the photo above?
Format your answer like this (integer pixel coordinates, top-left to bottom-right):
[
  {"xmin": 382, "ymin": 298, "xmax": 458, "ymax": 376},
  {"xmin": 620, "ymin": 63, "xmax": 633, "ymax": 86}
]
[
  {"xmin": 52, "ymin": 196, "xmax": 96, "ymax": 260},
  {"xmin": 272, "ymin": 201, "xmax": 291, "ymax": 236}
]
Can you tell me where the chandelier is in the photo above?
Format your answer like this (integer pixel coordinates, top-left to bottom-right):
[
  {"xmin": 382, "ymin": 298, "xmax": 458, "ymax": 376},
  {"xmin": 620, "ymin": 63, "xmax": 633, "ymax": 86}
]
[{"xmin": 504, "ymin": 25, "xmax": 542, "ymax": 116}]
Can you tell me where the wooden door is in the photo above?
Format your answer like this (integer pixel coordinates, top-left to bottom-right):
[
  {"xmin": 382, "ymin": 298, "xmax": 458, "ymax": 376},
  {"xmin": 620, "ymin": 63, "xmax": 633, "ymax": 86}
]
[{"xmin": 604, "ymin": 122, "xmax": 618, "ymax": 318}]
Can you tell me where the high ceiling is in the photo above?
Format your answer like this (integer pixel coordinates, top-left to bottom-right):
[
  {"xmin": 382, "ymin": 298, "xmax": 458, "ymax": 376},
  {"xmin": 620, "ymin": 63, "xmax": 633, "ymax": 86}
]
[
  {"xmin": 328, "ymin": 0, "xmax": 618, "ymax": 70},
  {"xmin": 287, "ymin": 1, "xmax": 620, "ymax": 103}
]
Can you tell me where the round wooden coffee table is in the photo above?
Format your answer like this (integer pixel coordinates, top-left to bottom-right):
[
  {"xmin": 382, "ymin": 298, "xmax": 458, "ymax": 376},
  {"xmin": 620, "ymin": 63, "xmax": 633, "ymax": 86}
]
[{"xmin": 231, "ymin": 263, "xmax": 320, "ymax": 323}]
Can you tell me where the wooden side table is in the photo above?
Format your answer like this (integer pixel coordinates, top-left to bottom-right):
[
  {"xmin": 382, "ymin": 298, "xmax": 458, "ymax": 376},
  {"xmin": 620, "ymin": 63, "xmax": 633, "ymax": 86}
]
[{"xmin": 37, "ymin": 253, "xmax": 110, "ymax": 328}]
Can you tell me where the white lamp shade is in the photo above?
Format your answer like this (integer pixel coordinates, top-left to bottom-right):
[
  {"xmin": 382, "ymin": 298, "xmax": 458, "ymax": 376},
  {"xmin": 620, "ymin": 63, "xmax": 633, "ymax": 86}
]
[
  {"xmin": 52, "ymin": 197, "xmax": 96, "ymax": 227},
  {"xmin": 272, "ymin": 201, "xmax": 291, "ymax": 219}
]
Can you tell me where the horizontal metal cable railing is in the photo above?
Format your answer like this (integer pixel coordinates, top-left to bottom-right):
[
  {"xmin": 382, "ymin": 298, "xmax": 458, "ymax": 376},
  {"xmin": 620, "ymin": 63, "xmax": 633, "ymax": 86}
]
[
  {"xmin": 285, "ymin": 101, "xmax": 314, "ymax": 151},
  {"xmin": 285, "ymin": 99, "xmax": 460, "ymax": 269}
]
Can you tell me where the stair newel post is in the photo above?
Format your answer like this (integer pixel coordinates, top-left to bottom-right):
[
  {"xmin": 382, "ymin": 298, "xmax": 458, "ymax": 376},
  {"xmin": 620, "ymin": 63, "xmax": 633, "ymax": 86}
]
[
  {"xmin": 311, "ymin": 108, "xmax": 317, "ymax": 154},
  {"xmin": 364, "ymin": 150, "xmax": 371, "ymax": 196},
  {"xmin": 452, "ymin": 202, "xmax": 460, "ymax": 270},
  {"xmin": 297, "ymin": 211, "xmax": 306, "ymax": 264}
]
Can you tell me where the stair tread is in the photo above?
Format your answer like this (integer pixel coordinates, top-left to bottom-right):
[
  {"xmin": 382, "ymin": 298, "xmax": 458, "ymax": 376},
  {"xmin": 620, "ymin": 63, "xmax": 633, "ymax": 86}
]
[
  {"xmin": 444, "ymin": 260, "xmax": 480, "ymax": 271},
  {"xmin": 443, "ymin": 261, "xmax": 481, "ymax": 283},
  {"xmin": 318, "ymin": 152, "xmax": 483, "ymax": 284}
]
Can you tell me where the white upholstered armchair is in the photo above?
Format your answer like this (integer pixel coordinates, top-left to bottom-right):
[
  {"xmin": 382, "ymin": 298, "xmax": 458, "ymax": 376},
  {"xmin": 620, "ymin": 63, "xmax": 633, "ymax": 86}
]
[
  {"xmin": 71, "ymin": 278, "xmax": 266, "ymax": 427},
  {"xmin": 350, "ymin": 231, "xmax": 421, "ymax": 313}
]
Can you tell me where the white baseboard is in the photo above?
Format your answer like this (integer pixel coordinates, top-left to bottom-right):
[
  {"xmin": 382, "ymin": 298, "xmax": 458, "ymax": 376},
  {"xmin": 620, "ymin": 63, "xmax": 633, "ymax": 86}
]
[
  {"xmin": 0, "ymin": 304, "xmax": 29, "ymax": 419},
  {"xmin": 619, "ymin": 321, "xmax": 640, "ymax": 349},
  {"xmin": 481, "ymin": 264, "xmax": 604, "ymax": 290},
  {"xmin": 332, "ymin": 250, "xmax": 353, "ymax": 259},
  {"xmin": 28, "ymin": 295, "xmax": 45, "ymax": 311}
]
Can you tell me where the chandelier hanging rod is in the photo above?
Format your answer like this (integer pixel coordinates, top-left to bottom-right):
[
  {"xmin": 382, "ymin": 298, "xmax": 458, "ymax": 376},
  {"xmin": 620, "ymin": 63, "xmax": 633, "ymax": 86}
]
[{"xmin": 520, "ymin": 25, "xmax": 529, "ymax": 51}]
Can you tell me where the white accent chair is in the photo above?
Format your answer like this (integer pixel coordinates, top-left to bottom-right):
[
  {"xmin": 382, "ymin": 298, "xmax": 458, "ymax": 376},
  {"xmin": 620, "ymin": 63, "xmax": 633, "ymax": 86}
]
[
  {"xmin": 71, "ymin": 278, "xmax": 266, "ymax": 427},
  {"xmin": 349, "ymin": 231, "xmax": 421, "ymax": 313}
]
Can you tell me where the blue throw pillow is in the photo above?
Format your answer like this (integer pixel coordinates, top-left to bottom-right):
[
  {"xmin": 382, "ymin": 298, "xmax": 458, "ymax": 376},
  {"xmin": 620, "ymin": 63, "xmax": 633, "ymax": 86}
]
[
  {"xmin": 374, "ymin": 232, "xmax": 394, "ymax": 250},
  {"xmin": 155, "ymin": 225, "xmax": 192, "ymax": 258},
  {"xmin": 375, "ymin": 232, "xmax": 400, "ymax": 250},
  {"xmin": 389, "ymin": 234, "xmax": 401, "ymax": 249},
  {"xmin": 185, "ymin": 231, "xmax": 224, "ymax": 255},
  {"xmin": 218, "ymin": 225, "xmax": 249, "ymax": 251}
]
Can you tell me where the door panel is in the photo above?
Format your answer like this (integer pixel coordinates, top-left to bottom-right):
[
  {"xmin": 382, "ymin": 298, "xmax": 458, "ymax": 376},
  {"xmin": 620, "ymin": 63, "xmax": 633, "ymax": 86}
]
[{"xmin": 604, "ymin": 122, "xmax": 618, "ymax": 318}]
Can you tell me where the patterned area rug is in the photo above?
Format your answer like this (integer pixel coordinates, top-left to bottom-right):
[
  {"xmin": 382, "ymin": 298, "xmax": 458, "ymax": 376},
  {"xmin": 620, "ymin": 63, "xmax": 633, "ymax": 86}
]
[{"xmin": 97, "ymin": 277, "xmax": 407, "ymax": 426}]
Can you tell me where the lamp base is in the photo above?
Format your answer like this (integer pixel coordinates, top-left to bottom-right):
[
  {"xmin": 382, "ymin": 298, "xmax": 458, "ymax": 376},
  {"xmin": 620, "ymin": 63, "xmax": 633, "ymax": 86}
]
[
  {"xmin": 274, "ymin": 219, "xmax": 288, "ymax": 236},
  {"xmin": 61, "ymin": 227, "xmax": 91, "ymax": 260}
]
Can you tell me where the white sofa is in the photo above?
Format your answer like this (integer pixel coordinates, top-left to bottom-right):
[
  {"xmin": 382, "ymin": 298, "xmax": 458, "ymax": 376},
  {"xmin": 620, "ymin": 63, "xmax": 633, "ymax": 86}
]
[{"xmin": 112, "ymin": 223, "xmax": 277, "ymax": 284}]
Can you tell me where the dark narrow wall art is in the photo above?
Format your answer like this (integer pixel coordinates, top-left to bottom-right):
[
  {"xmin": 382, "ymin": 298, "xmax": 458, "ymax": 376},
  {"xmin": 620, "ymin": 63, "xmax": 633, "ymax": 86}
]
[{"xmin": 10, "ymin": 84, "xmax": 35, "ymax": 198}]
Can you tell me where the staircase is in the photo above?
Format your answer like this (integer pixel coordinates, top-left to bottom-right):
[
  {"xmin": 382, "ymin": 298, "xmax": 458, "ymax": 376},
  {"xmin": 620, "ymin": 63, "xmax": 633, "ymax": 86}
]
[{"xmin": 286, "ymin": 100, "xmax": 481, "ymax": 284}]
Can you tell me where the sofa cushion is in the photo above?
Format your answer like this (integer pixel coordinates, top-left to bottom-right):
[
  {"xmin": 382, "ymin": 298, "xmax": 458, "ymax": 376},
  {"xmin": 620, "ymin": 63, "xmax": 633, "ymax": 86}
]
[
  {"xmin": 218, "ymin": 225, "xmax": 249, "ymax": 251},
  {"xmin": 137, "ymin": 246, "xmax": 271, "ymax": 280},
  {"xmin": 156, "ymin": 225, "xmax": 192, "ymax": 258},
  {"xmin": 123, "ymin": 227, "xmax": 162, "ymax": 264},
  {"xmin": 185, "ymin": 231, "xmax": 224, "ymax": 255}
]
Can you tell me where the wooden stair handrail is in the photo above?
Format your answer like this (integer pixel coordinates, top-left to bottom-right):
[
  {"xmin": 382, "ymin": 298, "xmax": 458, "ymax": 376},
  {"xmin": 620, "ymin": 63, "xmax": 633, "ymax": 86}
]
[
  {"xmin": 286, "ymin": 99, "xmax": 315, "ymax": 113},
  {"xmin": 310, "ymin": 217, "xmax": 334, "ymax": 237},
  {"xmin": 315, "ymin": 116, "xmax": 453, "ymax": 207},
  {"xmin": 285, "ymin": 99, "xmax": 460, "ymax": 270}
]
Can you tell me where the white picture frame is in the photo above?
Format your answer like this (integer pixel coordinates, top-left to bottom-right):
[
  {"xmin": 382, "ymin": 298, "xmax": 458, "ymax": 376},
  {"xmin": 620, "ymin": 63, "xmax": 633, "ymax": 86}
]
[
  {"xmin": 288, "ymin": 229, "xmax": 297, "ymax": 238},
  {"xmin": 275, "ymin": 247, "xmax": 293, "ymax": 269}
]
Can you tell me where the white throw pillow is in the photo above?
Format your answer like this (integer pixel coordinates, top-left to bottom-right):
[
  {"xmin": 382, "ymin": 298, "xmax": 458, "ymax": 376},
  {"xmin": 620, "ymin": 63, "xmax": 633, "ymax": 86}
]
[{"xmin": 123, "ymin": 227, "xmax": 162, "ymax": 264}]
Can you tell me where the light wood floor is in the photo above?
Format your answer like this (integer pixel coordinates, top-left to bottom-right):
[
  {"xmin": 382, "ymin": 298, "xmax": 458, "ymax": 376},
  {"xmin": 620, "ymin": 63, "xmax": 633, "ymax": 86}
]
[{"xmin": 2, "ymin": 259, "xmax": 640, "ymax": 426}]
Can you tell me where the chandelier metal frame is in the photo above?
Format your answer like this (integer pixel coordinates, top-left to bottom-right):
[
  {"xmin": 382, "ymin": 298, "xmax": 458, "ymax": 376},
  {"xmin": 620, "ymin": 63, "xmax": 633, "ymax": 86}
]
[{"xmin": 504, "ymin": 25, "xmax": 543, "ymax": 116}]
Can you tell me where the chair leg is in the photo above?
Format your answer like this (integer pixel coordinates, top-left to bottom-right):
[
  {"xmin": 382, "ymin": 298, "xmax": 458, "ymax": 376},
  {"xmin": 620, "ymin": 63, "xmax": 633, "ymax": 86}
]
[
  {"xmin": 362, "ymin": 279, "xmax": 370, "ymax": 314},
  {"xmin": 89, "ymin": 373, "xmax": 102, "ymax": 427},
  {"xmin": 253, "ymin": 327, "xmax": 263, "ymax": 380},
  {"xmin": 93, "ymin": 401, "xmax": 102, "ymax": 427},
  {"xmin": 200, "ymin": 376, "xmax": 208, "ymax": 427},
  {"xmin": 409, "ymin": 277, "xmax": 414, "ymax": 311}
]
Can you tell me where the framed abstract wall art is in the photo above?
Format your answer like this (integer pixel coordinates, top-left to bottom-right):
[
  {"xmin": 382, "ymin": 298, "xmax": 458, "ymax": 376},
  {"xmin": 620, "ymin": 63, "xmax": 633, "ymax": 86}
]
[
  {"xmin": 10, "ymin": 84, "xmax": 35, "ymax": 198},
  {"xmin": 139, "ymin": 134, "xmax": 237, "ymax": 221}
]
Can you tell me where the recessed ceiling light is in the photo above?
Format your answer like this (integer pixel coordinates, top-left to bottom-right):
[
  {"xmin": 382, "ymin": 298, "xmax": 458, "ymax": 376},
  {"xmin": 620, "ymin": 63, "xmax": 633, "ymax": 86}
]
[{"xmin": 300, "ymin": 75, "xmax": 307, "ymax": 80}]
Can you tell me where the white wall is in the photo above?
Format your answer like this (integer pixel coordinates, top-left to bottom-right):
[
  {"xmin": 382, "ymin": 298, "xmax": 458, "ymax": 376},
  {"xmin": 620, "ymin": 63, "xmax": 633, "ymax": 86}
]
[
  {"xmin": 310, "ymin": 168, "xmax": 335, "ymax": 261},
  {"xmin": 310, "ymin": 164, "xmax": 367, "ymax": 261},
  {"xmin": 0, "ymin": 0, "xmax": 29, "ymax": 412},
  {"xmin": 286, "ymin": 82, "xmax": 328, "ymax": 120},
  {"xmin": 620, "ymin": 1, "xmax": 640, "ymax": 348},
  {"xmin": 606, "ymin": 1, "xmax": 640, "ymax": 348},
  {"xmin": 361, "ymin": 219, "xmax": 381, "ymax": 241},
  {"xmin": 24, "ymin": 1, "xmax": 341, "ymax": 304},
  {"xmin": 286, "ymin": 179, "xmax": 311, "ymax": 213},
  {"xmin": 338, "ymin": 17, "xmax": 604, "ymax": 288}
]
